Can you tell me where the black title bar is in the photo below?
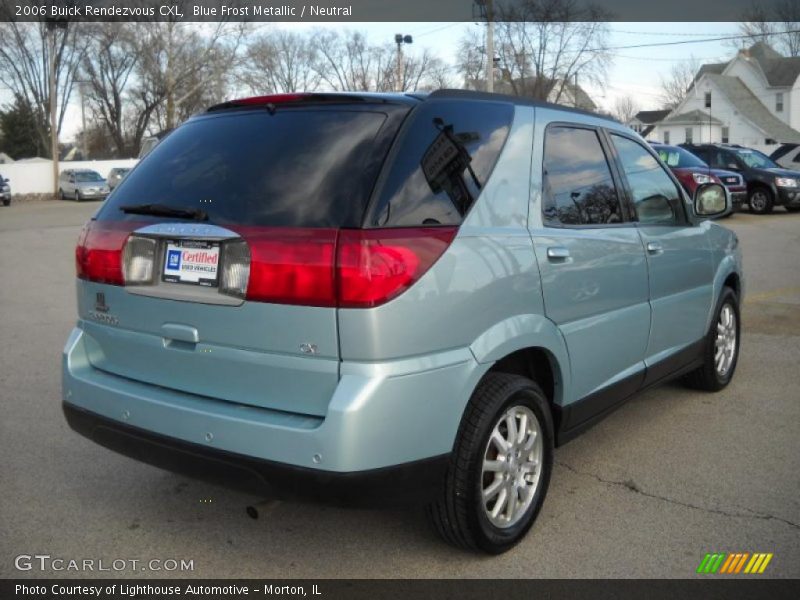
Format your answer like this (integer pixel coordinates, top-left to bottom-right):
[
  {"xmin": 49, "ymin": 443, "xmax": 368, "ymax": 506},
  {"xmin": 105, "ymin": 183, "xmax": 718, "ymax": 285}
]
[{"xmin": 1, "ymin": 0, "xmax": 794, "ymax": 22}]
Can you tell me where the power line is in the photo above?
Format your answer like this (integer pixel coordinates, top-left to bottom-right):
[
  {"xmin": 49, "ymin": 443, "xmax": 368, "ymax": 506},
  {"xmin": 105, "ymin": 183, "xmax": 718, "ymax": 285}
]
[
  {"xmin": 415, "ymin": 22, "xmax": 462, "ymax": 38},
  {"xmin": 594, "ymin": 29, "xmax": 800, "ymax": 52},
  {"xmin": 609, "ymin": 29, "xmax": 740, "ymax": 37}
]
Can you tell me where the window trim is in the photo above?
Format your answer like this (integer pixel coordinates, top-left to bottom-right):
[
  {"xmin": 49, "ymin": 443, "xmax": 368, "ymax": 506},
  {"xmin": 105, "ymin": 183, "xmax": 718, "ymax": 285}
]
[
  {"xmin": 540, "ymin": 121, "xmax": 633, "ymax": 230},
  {"xmin": 604, "ymin": 130, "xmax": 690, "ymax": 228},
  {"xmin": 776, "ymin": 92, "xmax": 784, "ymax": 113}
]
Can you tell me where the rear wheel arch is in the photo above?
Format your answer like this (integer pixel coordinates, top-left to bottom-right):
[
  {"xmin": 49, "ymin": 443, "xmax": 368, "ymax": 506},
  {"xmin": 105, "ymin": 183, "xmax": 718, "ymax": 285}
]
[
  {"xmin": 723, "ymin": 272, "xmax": 741, "ymax": 298},
  {"xmin": 488, "ymin": 347, "xmax": 558, "ymax": 410}
]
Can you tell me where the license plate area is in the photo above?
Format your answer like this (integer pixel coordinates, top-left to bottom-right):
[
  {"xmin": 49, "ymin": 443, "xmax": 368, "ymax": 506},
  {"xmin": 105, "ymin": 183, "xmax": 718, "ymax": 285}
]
[{"xmin": 162, "ymin": 240, "xmax": 220, "ymax": 287}]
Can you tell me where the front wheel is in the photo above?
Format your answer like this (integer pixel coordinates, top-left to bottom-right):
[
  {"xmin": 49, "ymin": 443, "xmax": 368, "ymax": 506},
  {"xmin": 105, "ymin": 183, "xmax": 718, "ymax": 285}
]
[
  {"xmin": 427, "ymin": 373, "xmax": 554, "ymax": 554},
  {"xmin": 748, "ymin": 187, "xmax": 774, "ymax": 215},
  {"xmin": 2, "ymin": 198, "xmax": 9, "ymax": 206},
  {"xmin": 684, "ymin": 287, "xmax": 740, "ymax": 392}
]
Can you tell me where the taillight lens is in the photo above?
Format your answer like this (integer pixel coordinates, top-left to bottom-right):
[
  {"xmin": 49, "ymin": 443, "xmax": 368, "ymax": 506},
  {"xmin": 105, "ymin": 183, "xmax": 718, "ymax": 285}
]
[
  {"xmin": 233, "ymin": 226, "xmax": 457, "ymax": 308},
  {"xmin": 75, "ymin": 221, "xmax": 133, "ymax": 286},
  {"xmin": 234, "ymin": 227, "xmax": 338, "ymax": 307},
  {"xmin": 336, "ymin": 228, "xmax": 457, "ymax": 308},
  {"xmin": 122, "ymin": 236, "xmax": 157, "ymax": 284}
]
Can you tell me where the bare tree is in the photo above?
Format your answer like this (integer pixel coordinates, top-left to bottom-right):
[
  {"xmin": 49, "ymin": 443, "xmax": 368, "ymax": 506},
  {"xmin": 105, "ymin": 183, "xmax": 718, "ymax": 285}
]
[
  {"xmin": 81, "ymin": 23, "xmax": 140, "ymax": 156},
  {"xmin": 311, "ymin": 29, "xmax": 453, "ymax": 93},
  {"xmin": 455, "ymin": 27, "xmax": 488, "ymax": 90},
  {"xmin": 0, "ymin": 19, "xmax": 87, "ymax": 157},
  {"xmin": 312, "ymin": 30, "xmax": 392, "ymax": 91},
  {"xmin": 135, "ymin": 18, "xmax": 247, "ymax": 131},
  {"xmin": 736, "ymin": 0, "xmax": 800, "ymax": 57},
  {"xmin": 242, "ymin": 30, "xmax": 321, "ymax": 94},
  {"xmin": 613, "ymin": 96, "xmax": 639, "ymax": 124},
  {"xmin": 395, "ymin": 48, "xmax": 453, "ymax": 92},
  {"xmin": 492, "ymin": 0, "xmax": 612, "ymax": 102},
  {"xmin": 659, "ymin": 57, "xmax": 700, "ymax": 110}
]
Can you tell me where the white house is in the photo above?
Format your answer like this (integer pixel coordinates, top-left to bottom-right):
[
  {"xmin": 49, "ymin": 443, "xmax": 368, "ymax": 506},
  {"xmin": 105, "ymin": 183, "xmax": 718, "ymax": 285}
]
[{"xmin": 648, "ymin": 43, "xmax": 800, "ymax": 152}]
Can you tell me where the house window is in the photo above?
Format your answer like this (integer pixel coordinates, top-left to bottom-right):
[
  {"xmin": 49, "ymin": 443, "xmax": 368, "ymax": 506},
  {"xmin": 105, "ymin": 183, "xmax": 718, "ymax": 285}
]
[
  {"xmin": 776, "ymin": 93, "xmax": 784, "ymax": 112},
  {"xmin": 765, "ymin": 138, "xmax": 777, "ymax": 145},
  {"xmin": 704, "ymin": 92, "xmax": 711, "ymax": 108},
  {"xmin": 685, "ymin": 127, "xmax": 693, "ymax": 144},
  {"xmin": 663, "ymin": 130, "xmax": 670, "ymax": 144},
  {"xmin": 721, "ymin": 126, "xmax": 729, "ymax": 144}
]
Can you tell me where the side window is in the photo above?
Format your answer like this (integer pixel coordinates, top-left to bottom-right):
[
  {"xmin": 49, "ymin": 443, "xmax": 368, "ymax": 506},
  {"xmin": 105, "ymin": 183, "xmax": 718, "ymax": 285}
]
[
  {"xmin": 542, "ymin": 126, "xmax": 623, "ymax": 226},
  {"xmin": 611, "ymin": 134, "xmax": 686, "ymax": 226},
  {"xmin": 367, "ymin": 100, "xmax": 513, "ymax": 227},
  {"xmin": 719, "ymin": 151, "xmax": 740, "ymax": 170}
]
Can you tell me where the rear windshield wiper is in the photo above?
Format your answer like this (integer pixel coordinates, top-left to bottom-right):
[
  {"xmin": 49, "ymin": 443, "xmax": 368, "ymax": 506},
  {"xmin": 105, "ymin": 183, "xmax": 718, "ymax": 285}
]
[{"xmin": 119, "ymin": 203, "xmax": 208, "ymax": 221}]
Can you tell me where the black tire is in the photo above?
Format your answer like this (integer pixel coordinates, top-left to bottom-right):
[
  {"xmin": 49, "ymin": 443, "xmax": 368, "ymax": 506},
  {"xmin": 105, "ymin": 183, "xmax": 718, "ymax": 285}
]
[
  {"xmin": 748, "ymin": 186, "xmax": 774, "ymax": 215},
  {"xmin": 785, "ymin": 206, "xmax": 800, "ymax": 213},
  {"xmin": 427, "ymin": 372, "xmax": 554, "ymax": 554},
  {"xmin": 2, "ymin": 198, "xmax": 9, "ymax": 207},
  {"xmin": 683, "ymin": 287, "xmax": 740, "ymax": 392}
]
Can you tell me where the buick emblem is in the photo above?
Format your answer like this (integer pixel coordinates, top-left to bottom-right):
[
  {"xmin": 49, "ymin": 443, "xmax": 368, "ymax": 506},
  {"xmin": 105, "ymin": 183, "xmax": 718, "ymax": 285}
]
[{"xmin": 95, "ymin": 292, "xmax": 109, "ymax": 313}]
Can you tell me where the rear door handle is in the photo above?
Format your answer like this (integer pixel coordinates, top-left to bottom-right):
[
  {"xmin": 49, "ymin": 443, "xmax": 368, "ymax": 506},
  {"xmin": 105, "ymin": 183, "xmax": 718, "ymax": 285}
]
[
  {"xmin": 547, "ymin": 246, "xmax": 570, "ymax": 260},
  {"xmin": 161, "ymin": 323, "xmax": 199, "ymax": 344},
  {"xmin": 646, "ymin": 242, "xmax": 663, "ymax": 255}
]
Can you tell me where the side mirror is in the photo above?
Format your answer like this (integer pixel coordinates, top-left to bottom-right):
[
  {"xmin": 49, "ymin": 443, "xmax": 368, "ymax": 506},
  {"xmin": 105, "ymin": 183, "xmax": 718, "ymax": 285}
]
[{"xmin": 694, "ymin": 183, "xmax": 729, "ymax": 219}]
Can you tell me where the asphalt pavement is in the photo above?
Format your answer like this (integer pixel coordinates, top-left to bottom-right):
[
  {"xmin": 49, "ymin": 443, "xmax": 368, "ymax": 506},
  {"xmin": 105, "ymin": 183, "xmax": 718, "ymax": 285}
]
[{"xmin": 1, "ymin": 201, "xmax": 798, "ymax": 578}]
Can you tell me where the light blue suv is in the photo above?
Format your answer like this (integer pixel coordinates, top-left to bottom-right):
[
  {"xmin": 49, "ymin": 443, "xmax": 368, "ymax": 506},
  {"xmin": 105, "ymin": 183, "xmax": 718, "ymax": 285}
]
[{"xmin": 63, "ymin": 90, "xmax": 742, "ymax": 553}]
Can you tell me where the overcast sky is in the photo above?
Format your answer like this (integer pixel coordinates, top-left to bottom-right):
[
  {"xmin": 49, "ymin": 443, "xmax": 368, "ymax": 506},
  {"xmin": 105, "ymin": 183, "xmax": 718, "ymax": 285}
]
[{"xmin": 3, "ymin": 21, "xmax": 742, "ymax": 142}]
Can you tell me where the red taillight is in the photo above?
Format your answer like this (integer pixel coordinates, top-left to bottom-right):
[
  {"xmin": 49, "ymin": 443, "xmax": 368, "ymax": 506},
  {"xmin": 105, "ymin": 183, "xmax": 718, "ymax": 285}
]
[
  {"xmin": 234, "ymin": 227, "xmax": 338, "ymax": 307},
  {"xmin": 234, "ymin": 226, "xmax": 457, "ymax": 308},
  {"xmin": 336, "ymin": 228, "xmax": 457, "ymax": 308},
  {"xmin": 75, "ymin": 221, "xmax": 134, "ymax": 286}
]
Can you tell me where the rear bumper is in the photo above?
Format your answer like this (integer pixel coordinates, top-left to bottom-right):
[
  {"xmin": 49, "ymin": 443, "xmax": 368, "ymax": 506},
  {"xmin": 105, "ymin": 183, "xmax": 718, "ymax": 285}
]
[
  {"xmin": 63, "ymin": 326, "xmax": 481, "ymax": 500},
  {"xmin": 63, "ymin": 402, "xmax": 447, "ymax": 506}
]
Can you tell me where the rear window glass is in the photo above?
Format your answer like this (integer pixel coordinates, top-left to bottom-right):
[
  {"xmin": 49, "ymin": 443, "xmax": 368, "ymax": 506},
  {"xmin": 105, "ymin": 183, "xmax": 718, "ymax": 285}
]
[
  {"xmin": 97, "ymin": 109, "xmax": 390, "ymax": 228},
  {"xmin": 366, "ymin": 100, "xmax": 513, "ymax": 227}
]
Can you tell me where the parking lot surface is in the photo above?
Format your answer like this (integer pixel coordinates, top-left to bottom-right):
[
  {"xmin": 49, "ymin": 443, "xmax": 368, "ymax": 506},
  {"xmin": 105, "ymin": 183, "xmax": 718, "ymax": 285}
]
[{"xmin": 1, "ymin": 201, "xmax": 798, "ymax": 578}]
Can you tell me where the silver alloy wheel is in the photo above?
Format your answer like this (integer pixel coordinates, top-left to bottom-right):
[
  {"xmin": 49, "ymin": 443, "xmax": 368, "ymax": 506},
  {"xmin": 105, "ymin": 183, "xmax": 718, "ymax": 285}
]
[
  {"xmin": 750, "ymin": 191, "xmax": 768, "ymax": 212},
  {"xmin": 481, "ymin": 405, "xmax": 543, "ymax": 529},
  {"xmin": 715, "ymin": 303, "xmax": 737, "ymax": 377}
]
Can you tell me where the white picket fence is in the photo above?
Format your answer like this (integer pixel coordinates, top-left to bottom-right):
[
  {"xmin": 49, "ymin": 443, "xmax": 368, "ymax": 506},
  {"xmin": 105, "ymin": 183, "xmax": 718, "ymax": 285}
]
[{"xmin": 0, "ymin": 159, "xmax": 139, "ymax": 195}]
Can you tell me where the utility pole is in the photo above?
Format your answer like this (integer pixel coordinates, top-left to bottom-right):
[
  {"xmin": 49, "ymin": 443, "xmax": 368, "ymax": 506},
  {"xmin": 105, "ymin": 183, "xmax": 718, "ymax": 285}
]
[
  {"xmin": 46, "ymin": 21, "xmax": 66, "ymax": 197},
  {"xmin": 78, "ymin": 81, "xmax": 88, "ymax": 159},
  {"xmin": 485, "ymin": 0, "xmax": 494, "ymax": 92},
  {"xmin": 394, "ymin": 34, "xmax": 412, "ymax": 93}
]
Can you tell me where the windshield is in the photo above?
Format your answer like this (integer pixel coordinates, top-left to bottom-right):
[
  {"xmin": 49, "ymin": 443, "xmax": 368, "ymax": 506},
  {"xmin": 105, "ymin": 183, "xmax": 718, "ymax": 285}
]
[
  {"xmin": 656, "ymin": 146, "xmax": 708, "ymax": 169},
  {"xmin": 734, "ymin": 149, "xmax": 779, "ymax": 169},
  {"xmin": 76, "ymin": 172, "xmax": 104, "ymax": 182},
  {"xmin": 99, "ymin": 108, "xmax": 393, "ymax": 228}
]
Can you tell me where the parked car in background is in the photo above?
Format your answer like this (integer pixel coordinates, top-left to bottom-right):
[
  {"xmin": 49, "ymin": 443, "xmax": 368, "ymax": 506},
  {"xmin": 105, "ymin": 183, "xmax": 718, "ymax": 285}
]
[
  {"xmin": 63, "ymin": 91, "xmax": 741, "ymax": 554},
  {"xmin": 58, "ymin": 169, "xmax": 110, "ymax": 201},
  {"xmin": 107, "ymin": 167, "xmax": 132, "ymax": 190},
  {"xmin": 682, "ymin": 143, "xmax": 800, "ymax": 214},
  {"xmin": 0, "ymin": 174, "xmax": 10, "ymax": 206},
  {"xmin": 650, "ymin": 142, "xmax": 746, "ymax": 211},
  {"xmin": 769, "ymin": 143, "xmax": 800, "ymax": 170}
]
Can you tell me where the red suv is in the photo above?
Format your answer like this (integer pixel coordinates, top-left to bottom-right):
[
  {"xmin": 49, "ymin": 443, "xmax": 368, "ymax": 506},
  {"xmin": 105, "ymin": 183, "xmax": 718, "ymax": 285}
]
[{"xmin": 650, "ymin": 143, "xmax": 746, "ymax": 210}]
